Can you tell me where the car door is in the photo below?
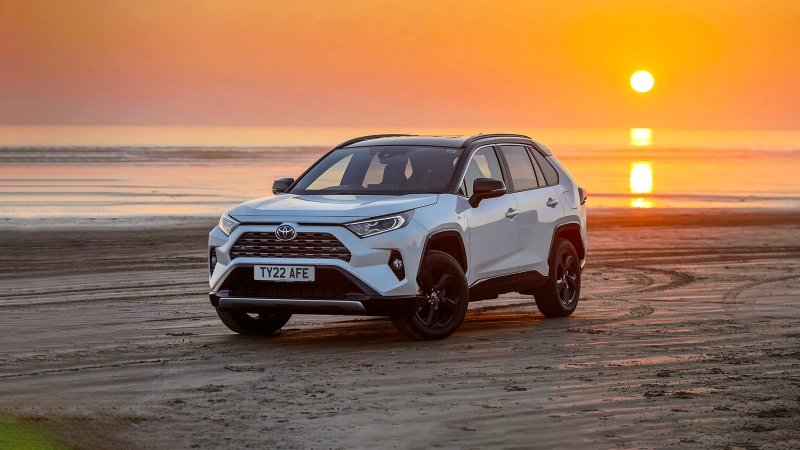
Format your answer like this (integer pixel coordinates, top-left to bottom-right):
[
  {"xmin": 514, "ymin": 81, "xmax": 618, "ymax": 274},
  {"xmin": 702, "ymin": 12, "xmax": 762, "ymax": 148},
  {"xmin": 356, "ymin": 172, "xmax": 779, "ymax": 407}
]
[
  {"xmin": 459, "ymin": 145, "xmax": 520, "ymax": 284},
  {"xmin": 498, "ymin": 145, "xmax": 564, "ymax": 276}
]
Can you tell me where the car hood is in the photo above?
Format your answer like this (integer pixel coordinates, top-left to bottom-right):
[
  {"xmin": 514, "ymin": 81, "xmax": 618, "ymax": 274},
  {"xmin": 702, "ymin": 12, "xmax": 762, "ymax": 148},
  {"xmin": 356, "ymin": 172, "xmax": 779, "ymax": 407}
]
[{"xmin": 228, "ymin": 194, "xmax": 439, "ymax": 223}]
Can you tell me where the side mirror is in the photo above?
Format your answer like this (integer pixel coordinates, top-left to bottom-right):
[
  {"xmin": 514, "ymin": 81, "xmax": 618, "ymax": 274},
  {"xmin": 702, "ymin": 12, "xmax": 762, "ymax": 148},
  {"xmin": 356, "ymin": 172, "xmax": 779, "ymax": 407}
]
[
  {"xmin": 469, "ymin": 178, "xmax": 506, "ymax": 207},
  {"xmin": 272, "ymin": 177, "xmax": 294, "ymax": 194}
]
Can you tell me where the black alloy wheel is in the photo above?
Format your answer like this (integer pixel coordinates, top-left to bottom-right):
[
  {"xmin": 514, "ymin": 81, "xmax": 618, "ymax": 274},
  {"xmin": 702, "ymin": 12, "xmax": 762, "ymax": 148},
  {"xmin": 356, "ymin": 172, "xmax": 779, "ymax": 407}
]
[
  {"xmin": 391, "ymin": 251, "xmax": 468, "ymax": 340},
  {"xmin": 532, "ymin": 238, "xmax": 581, "ymax": 318},
  {"xmin": 417, "ymin": 268, "xmax": 460, "ymax": 329},
  {"xmin": 555, "ymin": 250, "xmax": 579, "ymax": 307}
]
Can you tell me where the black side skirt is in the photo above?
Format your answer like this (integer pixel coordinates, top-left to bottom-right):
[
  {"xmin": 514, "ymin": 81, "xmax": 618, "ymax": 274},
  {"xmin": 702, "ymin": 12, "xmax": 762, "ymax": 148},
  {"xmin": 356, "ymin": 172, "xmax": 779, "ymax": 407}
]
[{"xmin": 469, "ymin": 269, "xmax": 548, "ymax": 301}]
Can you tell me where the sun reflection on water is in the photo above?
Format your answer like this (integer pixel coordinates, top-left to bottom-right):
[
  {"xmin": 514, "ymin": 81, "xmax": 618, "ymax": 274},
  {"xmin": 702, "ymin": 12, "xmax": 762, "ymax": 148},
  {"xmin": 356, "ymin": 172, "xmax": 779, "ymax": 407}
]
[
  {"xmin": 630, "ymin": 198, "xmax": 653, "ymax": 208},
  {"xmin": 630, "ymin": 128, "xmax": 652, "ymax": 146},
  {"xmin": 630, "ymin": 162, "xmax": 654, "ymax": 208}
]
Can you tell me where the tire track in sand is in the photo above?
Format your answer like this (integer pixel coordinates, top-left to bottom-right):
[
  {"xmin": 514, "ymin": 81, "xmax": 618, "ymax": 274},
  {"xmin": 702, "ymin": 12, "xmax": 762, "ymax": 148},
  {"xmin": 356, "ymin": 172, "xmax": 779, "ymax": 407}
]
[{"xmin": 722, "ymin": 274, "xmax": 800, "ymax": 304}]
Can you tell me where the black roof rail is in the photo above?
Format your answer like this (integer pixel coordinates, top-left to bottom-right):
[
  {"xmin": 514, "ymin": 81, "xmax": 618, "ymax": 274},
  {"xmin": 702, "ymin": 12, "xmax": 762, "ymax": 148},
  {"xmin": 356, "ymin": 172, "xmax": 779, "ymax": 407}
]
[
  {"xmin": 333, "ymin": 134, "xmax": 416, "ymax": 149},
  {"xmin": 460, "ymin": 133, "xmax": 532, "ymax": 148}
]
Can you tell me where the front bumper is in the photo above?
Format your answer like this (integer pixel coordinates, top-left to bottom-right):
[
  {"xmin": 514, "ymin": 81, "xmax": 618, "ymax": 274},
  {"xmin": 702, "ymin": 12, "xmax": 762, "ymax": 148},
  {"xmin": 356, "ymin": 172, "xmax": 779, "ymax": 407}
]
[
  {"xmin": 209, "ymin": 220, "xmax": 429, "ymax": 298},
  {"xmin": 209, "ymin": 264, "xmax": 423, "ymax": 316},
  {"xmin": 210, "ymin": 292, "xmax": 423, "ymax": 316}
]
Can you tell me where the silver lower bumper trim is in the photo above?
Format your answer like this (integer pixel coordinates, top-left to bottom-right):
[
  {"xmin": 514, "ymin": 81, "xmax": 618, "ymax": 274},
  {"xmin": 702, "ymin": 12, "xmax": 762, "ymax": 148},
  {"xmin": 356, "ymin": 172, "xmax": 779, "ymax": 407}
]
[{"xmin": 218, "ymin": 297, "xmax": 367, "ymax": 312}]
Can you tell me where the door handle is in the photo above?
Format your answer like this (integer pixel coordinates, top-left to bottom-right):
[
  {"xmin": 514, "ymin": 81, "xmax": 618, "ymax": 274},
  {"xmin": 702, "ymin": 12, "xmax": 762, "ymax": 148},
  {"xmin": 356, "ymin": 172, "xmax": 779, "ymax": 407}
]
[
  {"xmin": 546, "ymin": 198, "xmax": 559, "ymax": 208},
  {"xmin": 505, "ymin": 208, "xmax": 519, "ymax": 219}
]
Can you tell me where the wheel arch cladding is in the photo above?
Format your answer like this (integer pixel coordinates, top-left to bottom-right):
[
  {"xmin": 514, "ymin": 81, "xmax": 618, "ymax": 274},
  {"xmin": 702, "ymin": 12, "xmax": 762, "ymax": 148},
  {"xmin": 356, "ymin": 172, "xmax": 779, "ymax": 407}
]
[
  {"xmin": 554, "ymin": 223, "xmax": 585, "ymax": 260},
  {"xmin": 421, "ymin": 231, "xmax": 467, "ymax": 274}
]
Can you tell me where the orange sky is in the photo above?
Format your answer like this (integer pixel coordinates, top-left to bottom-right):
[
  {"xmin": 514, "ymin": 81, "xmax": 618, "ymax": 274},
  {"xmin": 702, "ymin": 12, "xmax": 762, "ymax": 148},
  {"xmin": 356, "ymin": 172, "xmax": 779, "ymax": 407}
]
[{"xmin": 1, "ymin": 0, "xmax": 799, "ymax": 128}]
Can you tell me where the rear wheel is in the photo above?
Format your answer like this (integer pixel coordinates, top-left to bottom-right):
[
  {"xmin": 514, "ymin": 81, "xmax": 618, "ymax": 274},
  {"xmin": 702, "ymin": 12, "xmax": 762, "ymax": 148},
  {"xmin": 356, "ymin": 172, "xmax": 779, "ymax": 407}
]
[
  {"xmin": 532, "ymin": 238, "xmax": 581, "ymax": 318},
  {"xmin": 391, "ymin": 250, "xmax": 469, "ymax": 341},
  {"xmin": 216, "ymin": 308, "xmax": 292, "ymax": 335}
]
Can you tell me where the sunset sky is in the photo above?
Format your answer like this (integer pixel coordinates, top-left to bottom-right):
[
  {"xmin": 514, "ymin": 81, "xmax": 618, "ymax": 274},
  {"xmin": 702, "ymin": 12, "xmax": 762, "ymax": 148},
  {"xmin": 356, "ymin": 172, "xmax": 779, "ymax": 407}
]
[{"xmin": 2, "ymin": 0, "xmax": 799, "ymax": 129}]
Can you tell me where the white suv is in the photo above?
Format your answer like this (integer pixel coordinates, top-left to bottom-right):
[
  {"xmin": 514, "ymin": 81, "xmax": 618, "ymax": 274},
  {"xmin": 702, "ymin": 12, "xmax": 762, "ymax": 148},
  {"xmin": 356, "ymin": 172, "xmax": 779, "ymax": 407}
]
[{"xmin": 208, "ymin": 134, "xmax": 587, "ymax": 340}]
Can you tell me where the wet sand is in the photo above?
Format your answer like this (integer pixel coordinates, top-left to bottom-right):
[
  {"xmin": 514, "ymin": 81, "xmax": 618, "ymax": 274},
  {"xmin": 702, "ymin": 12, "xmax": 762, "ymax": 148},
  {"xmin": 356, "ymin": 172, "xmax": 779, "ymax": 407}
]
[{"xmin": 1, "ymin": 209, "xmax": 799, "ymax": 449}]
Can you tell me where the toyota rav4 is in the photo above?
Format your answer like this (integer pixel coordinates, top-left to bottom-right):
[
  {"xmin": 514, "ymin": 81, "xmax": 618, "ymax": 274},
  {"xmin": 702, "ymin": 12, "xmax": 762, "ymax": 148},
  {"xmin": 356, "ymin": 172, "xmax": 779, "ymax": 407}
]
[{"xmin": 208, "ymin": 134, "xmax": 587, "ymax": 340}]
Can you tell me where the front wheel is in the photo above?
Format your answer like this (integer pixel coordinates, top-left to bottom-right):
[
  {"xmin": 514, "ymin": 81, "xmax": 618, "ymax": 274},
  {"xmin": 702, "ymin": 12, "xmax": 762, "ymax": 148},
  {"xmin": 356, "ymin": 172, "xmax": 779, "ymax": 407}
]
[
  {"xmin": 216, "ymin": 308, "xmax": 292, "ymax": 335},
  {"xmin": 532, "ymin": 238, "xmax": 581, "ymax": 318},
  {"xmin": 391, "ymin": 250, "xmax": 469, "ymax": 341}
]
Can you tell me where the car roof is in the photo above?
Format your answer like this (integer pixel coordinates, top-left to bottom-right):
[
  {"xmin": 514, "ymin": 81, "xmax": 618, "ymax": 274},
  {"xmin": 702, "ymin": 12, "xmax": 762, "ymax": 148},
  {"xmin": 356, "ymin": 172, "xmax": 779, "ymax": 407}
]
[
  {"xmin": 342, "ymin": 135, "xmax": 467, "ymax": 148},
  {"xmin": 336, "ymin": 133, "xmax": 545, "ymax": 151}
]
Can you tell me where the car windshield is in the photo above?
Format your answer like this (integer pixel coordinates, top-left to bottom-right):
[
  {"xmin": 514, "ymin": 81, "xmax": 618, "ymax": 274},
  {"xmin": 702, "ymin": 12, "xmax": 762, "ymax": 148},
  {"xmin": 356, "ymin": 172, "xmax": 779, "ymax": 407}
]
[{"xmin": 289, "ymin": 146, "xmax": 463, "ymax": 195}]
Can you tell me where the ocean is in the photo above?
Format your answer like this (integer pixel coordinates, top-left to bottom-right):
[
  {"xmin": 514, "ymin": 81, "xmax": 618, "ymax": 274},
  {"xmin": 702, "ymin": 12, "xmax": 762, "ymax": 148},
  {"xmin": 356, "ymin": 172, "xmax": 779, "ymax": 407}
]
[{"xmin": 1, "ymin": 127, "xmax": 798, "ymax": 218}]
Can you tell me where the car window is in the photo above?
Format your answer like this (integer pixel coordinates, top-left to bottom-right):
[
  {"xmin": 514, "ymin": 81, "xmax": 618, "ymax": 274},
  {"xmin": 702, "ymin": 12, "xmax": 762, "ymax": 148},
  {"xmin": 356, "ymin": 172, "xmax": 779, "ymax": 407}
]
[
  {"xmin": 291, "ymin": 146, "xmax": 462, "ymax": 195},
  {"xmin": 499, "ymin": 145, "xmax": 538, "ymax": 191},
  {"xmin": 360, "ymin": 154, "xmax": 416, "ymax": 188},
  {"xmin": 458, "ymin": 146, "xmax": 504, "ymax": 197},
  {"xmin": 305, "ymin": 154, "xmax": 352, "ymax": 190},
  {"xmin": 530, "ymin": 149, "xmax": 559, "ymax": 186},
  {"xmin": 526, "ymin": 147, "xmax": 546, "ymax": 186}
]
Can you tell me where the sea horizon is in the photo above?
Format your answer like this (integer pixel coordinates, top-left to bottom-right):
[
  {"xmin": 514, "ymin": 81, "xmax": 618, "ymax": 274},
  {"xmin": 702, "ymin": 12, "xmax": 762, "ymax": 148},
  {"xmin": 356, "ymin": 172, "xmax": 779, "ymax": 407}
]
[{"xmin": 3, "ymin": 126, "xmax": 800, "ymax": 150}]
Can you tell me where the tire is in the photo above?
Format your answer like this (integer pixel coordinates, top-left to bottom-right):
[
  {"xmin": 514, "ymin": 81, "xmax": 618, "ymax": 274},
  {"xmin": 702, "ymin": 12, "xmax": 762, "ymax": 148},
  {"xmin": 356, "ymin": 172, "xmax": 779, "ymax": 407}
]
[
  {"xmin": 216, "ymin": 308, "xmax": 292, "ymax": 335},
  {"xmin": 533, "ymin": 238, "xmax": 581, "ymax": 318},
  {"xmin": 391, "ymin": 250, "xmax": 469, "ymax": 341}
]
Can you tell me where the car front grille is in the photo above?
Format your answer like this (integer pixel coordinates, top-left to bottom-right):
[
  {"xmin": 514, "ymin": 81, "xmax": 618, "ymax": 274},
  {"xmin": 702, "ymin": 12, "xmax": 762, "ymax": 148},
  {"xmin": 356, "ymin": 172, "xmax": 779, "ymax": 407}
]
[{"xmin": 230, "ymin": 232, "xmax": 351, "ymax": 262}]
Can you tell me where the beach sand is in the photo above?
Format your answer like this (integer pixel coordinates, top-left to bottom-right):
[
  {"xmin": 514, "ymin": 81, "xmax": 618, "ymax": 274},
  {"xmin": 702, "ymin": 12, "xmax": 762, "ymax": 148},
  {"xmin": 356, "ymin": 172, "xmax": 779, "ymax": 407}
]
[{"xmin": 1, "ymin": 209, "xmax": 799, "ymax": 449}]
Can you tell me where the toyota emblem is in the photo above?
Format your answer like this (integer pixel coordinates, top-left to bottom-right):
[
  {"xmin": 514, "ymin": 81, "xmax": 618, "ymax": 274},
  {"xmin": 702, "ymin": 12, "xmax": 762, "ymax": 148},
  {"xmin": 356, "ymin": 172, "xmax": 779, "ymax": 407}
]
[{"xmin": 275, "ymin": 224, "xmax": 297, "ymax": 241}]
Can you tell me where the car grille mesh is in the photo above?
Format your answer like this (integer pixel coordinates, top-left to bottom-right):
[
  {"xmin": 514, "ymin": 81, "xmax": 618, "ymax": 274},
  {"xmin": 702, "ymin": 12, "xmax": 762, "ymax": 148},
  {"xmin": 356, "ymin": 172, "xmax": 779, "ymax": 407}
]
[{"xmin": 230, "ymin": 232, "xmax": 351, "ymax": 262}]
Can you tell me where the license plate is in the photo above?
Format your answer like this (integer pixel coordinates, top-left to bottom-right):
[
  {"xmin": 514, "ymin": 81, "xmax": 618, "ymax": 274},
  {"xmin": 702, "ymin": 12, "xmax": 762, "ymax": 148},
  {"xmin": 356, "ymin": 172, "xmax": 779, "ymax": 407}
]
[{"xmin": 254, "ymin": 265, "xmax": 315, "ymax": 282}]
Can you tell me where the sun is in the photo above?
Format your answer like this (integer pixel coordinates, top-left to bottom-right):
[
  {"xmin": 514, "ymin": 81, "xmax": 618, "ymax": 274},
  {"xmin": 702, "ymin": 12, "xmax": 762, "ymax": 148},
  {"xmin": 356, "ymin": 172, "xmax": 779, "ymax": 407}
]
[{"xmin": 630, "ymin": 71, "xmax": 654, "ymax": 93}]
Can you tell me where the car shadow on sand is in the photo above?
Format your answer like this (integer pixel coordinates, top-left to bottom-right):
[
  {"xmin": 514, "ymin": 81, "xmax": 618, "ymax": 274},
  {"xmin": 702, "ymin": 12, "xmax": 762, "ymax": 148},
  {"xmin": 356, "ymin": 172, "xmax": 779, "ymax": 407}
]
[{"xmin": 223, "ymin": 308, "xmax": 556, "ymax": 348}]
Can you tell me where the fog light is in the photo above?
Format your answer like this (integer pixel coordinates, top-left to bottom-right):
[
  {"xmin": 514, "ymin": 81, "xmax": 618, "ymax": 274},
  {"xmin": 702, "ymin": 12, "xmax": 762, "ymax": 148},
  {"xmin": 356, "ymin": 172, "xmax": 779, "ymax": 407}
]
[
  {"xmin": 209, "ymin": 248, "xmax": 218, "ymax": 276},
  {"xmin": 388, "ymin": 250, "xmax": 405, "ymax": 280}
]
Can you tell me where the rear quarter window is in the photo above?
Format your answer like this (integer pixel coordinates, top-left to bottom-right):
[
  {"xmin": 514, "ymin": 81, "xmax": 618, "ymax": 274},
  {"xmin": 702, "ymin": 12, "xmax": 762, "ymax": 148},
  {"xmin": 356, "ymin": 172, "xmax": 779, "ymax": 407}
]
[{"xmin": 529, "ymin": 148, "xmax": 559, "ymax": 186}]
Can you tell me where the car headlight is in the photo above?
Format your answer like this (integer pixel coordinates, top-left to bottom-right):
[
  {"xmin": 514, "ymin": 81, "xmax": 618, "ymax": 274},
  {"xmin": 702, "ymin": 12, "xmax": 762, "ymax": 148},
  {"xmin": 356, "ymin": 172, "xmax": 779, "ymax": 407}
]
[
  {"xmin": 218, "ymin": 214, "xmax": 240, "ymax": 236},
  {"xmin": 345, "ymin": 211, "xmax": 413, "ymax": 238}
]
